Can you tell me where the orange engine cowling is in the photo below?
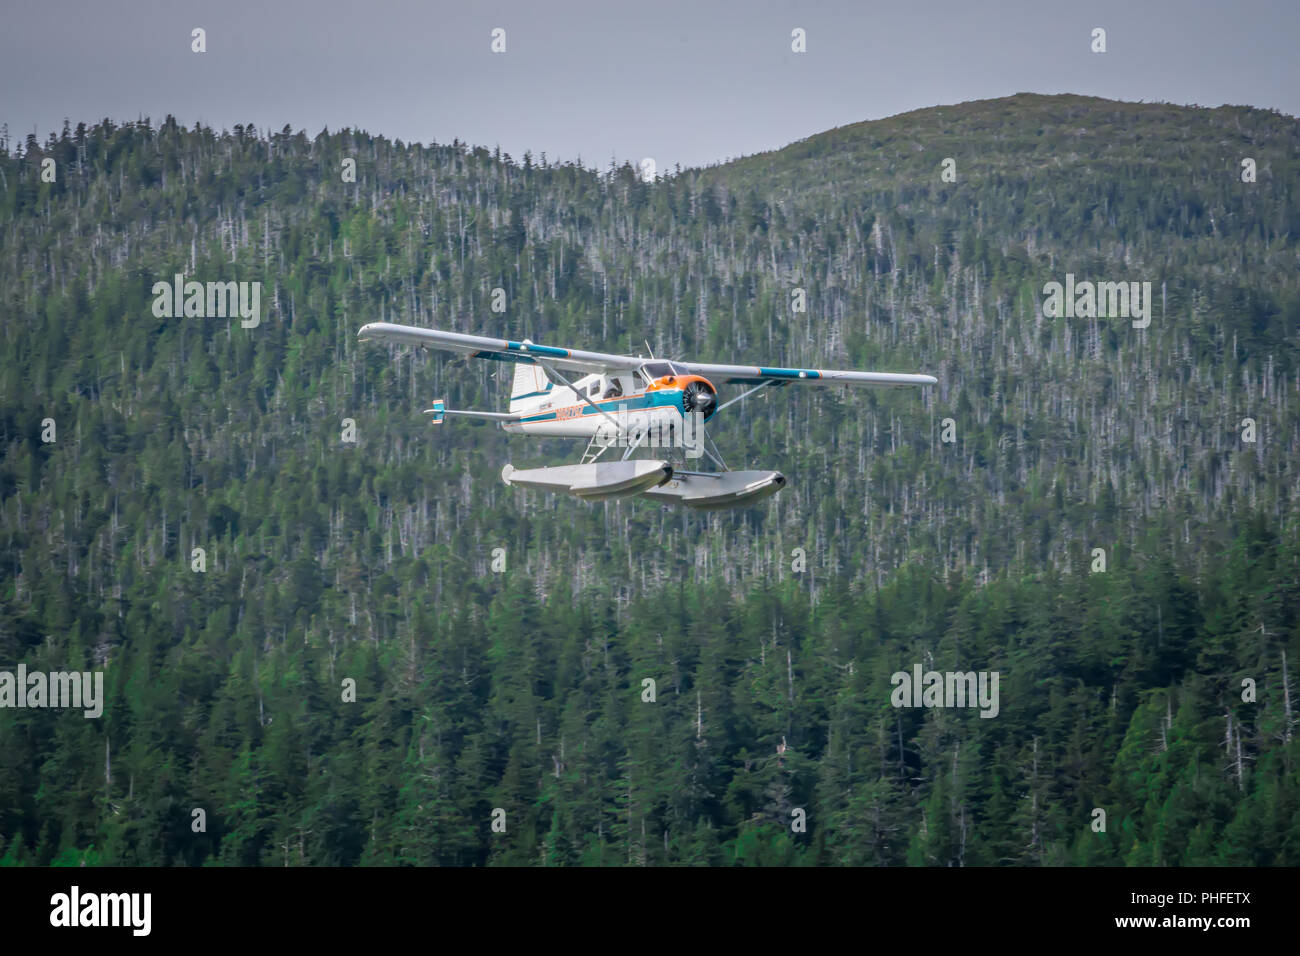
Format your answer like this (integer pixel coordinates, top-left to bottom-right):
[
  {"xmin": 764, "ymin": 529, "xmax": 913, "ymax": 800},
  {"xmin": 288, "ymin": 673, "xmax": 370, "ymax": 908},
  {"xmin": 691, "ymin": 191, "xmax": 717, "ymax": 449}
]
[{"xmin": 646, "ymin": 373, "xmax": 717, "ymax": 421}]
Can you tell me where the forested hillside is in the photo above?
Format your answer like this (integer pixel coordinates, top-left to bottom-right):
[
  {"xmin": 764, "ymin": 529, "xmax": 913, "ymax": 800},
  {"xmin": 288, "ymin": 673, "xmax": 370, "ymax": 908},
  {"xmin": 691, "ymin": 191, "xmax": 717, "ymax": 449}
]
[{"xmin": 1, "ymin": 93, "xmax": 1298, "ymax": 865}]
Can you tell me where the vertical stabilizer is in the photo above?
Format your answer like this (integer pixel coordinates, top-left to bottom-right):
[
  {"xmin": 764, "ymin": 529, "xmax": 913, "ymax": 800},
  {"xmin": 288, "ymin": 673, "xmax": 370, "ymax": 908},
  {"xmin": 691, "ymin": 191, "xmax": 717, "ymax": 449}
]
[{"xmin": 509, "ymin": 359, "xmax": 551, "ymax": 413}]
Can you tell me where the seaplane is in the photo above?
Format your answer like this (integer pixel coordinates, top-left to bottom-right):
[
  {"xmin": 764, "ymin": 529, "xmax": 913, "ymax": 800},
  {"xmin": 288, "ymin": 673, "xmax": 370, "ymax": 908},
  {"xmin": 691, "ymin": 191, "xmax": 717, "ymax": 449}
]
[{"xmin": 357, "ymin": 322, "xmax": 936, "ymax": 509}]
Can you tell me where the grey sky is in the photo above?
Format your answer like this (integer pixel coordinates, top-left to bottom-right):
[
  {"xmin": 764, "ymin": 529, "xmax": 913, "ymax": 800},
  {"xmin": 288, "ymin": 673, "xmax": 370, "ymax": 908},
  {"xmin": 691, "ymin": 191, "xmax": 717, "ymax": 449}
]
[{"xmin": 3, "ymin": 0, "xmax": 1297, "ymax": 170}]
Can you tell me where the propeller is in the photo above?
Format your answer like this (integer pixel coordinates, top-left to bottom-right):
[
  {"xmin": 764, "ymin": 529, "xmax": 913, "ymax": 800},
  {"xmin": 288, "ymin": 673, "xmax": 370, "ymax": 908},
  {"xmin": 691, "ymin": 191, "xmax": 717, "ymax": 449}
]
[{"xmin": 682, "ymin": 380, "xmax": 716, "ymax": 420}]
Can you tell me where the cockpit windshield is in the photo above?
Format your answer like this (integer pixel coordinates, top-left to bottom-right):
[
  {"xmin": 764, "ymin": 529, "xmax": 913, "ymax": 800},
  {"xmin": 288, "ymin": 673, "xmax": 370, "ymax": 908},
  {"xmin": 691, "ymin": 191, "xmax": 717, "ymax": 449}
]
[{"xmin": 640, "ymin": 361, "xmax": 689, "ymax": 379}]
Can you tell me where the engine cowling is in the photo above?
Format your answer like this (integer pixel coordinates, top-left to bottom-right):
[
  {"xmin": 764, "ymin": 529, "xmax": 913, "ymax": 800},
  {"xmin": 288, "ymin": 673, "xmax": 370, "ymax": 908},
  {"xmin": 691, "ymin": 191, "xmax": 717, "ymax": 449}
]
[
  {"xmin": 681, "ymin": 378, "xmax": 716, "ymax": 420},
  {"xmin": 645, "ymin": 372, "xmax": 718, "ymax": 421}
]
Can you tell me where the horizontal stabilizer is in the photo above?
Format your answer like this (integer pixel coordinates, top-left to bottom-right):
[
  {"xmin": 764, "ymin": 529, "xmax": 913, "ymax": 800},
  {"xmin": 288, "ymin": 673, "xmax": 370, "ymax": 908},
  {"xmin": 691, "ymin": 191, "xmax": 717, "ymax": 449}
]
[{"xmin": 423, "ymin": 404, "xmax": 523, "ymax": 423}]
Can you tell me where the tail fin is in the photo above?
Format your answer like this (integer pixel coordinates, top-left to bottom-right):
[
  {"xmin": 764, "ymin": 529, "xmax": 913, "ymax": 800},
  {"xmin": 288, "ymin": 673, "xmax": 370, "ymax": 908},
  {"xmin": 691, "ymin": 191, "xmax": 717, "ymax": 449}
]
[{"xmin": 509, "ymin": 362, "xmax": 551, "ymax": 413}]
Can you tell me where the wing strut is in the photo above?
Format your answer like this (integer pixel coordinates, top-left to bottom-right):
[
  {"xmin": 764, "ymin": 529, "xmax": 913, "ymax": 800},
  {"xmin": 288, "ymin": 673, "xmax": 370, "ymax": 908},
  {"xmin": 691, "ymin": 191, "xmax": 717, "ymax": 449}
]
[
  {"xmin": 534, "ymin": 359, "xmax": 621, "ymax": 428},
  {"xmin": 714, "ymin": 380, "xmax": 777, "ymax": 414}
]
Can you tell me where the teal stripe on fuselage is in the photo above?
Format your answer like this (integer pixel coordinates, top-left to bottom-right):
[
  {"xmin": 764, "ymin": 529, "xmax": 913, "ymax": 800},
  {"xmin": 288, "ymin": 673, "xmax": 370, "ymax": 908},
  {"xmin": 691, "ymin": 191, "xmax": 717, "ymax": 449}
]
[{"xmin": 517, "ymin": 389, "xmax": 680, "ymax": 424}]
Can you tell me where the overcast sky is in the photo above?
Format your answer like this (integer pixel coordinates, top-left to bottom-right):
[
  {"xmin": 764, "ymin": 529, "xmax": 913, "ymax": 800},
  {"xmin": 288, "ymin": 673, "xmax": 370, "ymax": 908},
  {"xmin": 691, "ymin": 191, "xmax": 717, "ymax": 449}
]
[{"xmin": 3, "ymin": 0, "xmax": 1297, "ymax": 170}]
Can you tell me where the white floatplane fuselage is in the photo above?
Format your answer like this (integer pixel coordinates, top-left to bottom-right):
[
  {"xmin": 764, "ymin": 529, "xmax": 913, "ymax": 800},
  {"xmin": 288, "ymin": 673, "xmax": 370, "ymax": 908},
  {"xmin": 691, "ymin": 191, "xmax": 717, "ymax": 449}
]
[{"xmin": 500, "ymin": 361, "xmax": 715, "ymax": 447}]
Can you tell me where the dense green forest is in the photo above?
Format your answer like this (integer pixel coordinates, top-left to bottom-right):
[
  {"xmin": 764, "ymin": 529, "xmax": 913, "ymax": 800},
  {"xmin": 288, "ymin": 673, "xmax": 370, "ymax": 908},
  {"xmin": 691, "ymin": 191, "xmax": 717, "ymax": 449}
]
[{"xmin": 1, "ymin": 93, "xmax": 1297, "ymax": 864}]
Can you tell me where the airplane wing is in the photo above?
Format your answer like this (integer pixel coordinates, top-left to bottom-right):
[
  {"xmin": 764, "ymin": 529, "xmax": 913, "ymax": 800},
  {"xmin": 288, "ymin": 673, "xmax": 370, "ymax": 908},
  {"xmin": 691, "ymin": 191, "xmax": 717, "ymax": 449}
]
[
  {"xmin": 357, "ymin": 322, "xmax": 642, "ymax": 376},
  {"xmin": 357, "ymin": 322, "xmax": 936, "ymax": 387},
  {"xmin": 675, "ymin": 362, "xmax": 936, "ymax": 388}
]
